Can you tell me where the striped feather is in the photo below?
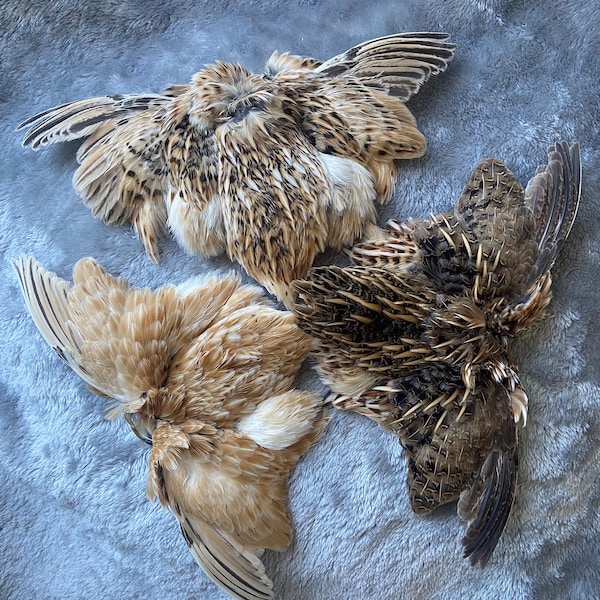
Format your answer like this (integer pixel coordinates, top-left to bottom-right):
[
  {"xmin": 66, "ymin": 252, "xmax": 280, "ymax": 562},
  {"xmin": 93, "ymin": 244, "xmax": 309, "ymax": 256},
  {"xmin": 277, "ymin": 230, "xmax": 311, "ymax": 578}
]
[
  {"xmin": 318, "ymin": 32, "xmax": 456, "ymax": 100},
  {"xmin": 18, "ymin": 93, "xmax": 175, "ymax": 149}
]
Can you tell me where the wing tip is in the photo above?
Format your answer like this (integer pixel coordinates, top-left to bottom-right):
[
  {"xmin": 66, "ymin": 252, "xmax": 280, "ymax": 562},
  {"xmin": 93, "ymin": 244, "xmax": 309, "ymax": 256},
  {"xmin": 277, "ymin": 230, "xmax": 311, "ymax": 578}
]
[
  {"xmin": 548, "ymin": 140, "xmax": 582, "ymax": 239},
  {"xmin": 16, "ymin": 112, "xmax": 46, "ymax": 133},
  {"xmin": 12, "ymin": 254, "xmax": 41, "ymax": 295},
  {"xmin": 459, "ymin": 446, "xmax": 518, "ymax": 568},
  {"xmin": 181, "ymin": 518, "xmax": 274, "ymax": 600}
]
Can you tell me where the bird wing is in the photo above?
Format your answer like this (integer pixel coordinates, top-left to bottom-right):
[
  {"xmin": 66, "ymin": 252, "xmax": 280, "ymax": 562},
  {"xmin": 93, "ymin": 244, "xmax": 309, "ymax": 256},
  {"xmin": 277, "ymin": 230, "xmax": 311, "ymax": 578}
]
[
  {"xmin": 19, "ymin": 93, "xmax": 185, "ymax": 262},
  {"xmin": 346, "ymin": 145, "xmax": 581, "ymax": 311},
  {"xmin": 317, "ymin": 32, "xmax": 456, "ymax": 101},
  {"xmin": 358, "ymin": 147, "xmax": 581, "ymax": 308},
  {"xmin": 272, "ymin": 33, "xmax": 455, "ymax": 201},
  {"xmin": 179, "ymin": 516, "xmax": 273, "ymax": 600},
  {"xmin": 73, "ymin": 112, "xmax": 171, "ymax": 261},
  {"xmin": 386, "ymin": 366, "xmax": 518, "ymax": 567},
  {"xmin": 156, "ymin": 424, "xmax": 325, "ymax": 599},
  {"xmin": 18, "ymin": 92, "xmax": 177, "ymax": 149},
  {"xmin": 458, "ymin": 437, "xmax": 518, "ymax": 567},
  {"xmin": 349, "ymin": 145, "xmax": 581, "ymax": 287},
  {"xmin": 13, "ymin": 255, "xmax": 161, "ymax": 404},
  {"xmin": 522, "ymin": 141, "xmax": 581, "ymax": 287},
  {"xmin": 13, "ymin": 256, "xmax": 241, "ymax": 412}
]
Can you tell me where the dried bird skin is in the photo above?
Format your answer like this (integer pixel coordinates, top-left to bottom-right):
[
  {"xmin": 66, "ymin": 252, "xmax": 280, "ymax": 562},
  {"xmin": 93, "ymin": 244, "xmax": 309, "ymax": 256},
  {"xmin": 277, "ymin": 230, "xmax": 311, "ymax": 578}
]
[
  {"xmin": 18, "ymin": 32, "xmax": 455, "ymax": 307},
  {"xmin": 293, "ymin": 141, "xmax": 581, "ymax": 566},
  {"xmin": 14, "ymin": 256, "xmax": 327, "ymax": 600}
]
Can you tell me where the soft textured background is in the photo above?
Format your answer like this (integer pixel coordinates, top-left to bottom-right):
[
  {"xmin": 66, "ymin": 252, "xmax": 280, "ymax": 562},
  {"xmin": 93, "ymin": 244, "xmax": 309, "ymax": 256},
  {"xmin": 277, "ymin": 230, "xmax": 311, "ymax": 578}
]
[{"xmin": 1, "ymin": 1, "xmax": 599, "ymax": 598}]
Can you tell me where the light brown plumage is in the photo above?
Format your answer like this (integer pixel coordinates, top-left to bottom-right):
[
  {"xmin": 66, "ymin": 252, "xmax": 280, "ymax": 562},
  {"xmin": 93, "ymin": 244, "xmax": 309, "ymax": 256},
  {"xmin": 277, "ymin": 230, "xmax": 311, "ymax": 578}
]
[
  {"xmin": 18, "ymin": 32, "xmax": 455, "ymax": 307},
  {"xmin": 293, "ymin": 141, "xmax": 581, "ymax": 566},
  {"xmin": 13, "ymin": 256, "xmax": 327, "ymax": 600}
]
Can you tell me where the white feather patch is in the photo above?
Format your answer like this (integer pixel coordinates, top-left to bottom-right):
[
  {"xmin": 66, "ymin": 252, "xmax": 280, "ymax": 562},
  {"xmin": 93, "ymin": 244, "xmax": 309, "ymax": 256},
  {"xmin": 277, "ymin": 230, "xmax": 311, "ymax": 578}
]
[{"xmin": 237, "ymin": 392, "xmax": 318, "ymax": 450}]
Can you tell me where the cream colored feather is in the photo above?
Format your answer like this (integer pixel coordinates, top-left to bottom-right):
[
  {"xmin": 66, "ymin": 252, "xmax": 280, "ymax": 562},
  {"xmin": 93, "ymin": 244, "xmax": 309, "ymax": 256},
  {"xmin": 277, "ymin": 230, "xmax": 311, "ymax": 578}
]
[{"xmin": 14, "ymin": 255, "xmax": 327, "ymax": 600}]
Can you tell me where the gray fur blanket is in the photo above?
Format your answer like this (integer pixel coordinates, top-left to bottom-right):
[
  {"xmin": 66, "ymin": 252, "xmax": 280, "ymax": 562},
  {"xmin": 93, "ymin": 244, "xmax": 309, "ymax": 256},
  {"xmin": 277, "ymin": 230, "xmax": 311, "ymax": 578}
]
[{"xmin": 1, "ymin": 1, "xmax": 599, "ymax": 598}]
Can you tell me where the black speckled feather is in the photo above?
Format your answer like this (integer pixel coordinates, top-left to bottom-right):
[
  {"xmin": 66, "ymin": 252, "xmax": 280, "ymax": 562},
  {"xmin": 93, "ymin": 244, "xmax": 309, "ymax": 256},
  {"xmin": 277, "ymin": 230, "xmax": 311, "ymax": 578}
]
[{"xmin": 293, "ymin": 141, "xmax": 581, "ymax": 566}]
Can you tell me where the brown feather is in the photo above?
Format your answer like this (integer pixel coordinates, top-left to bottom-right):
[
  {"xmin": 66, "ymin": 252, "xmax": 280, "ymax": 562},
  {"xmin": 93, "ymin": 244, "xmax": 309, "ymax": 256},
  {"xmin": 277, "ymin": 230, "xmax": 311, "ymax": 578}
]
[
  {"xmin": 14, "ymin": 256, "xmax": 327, "ymax": 599},
  {"xmin": 19, "ymin": 33, "xmax": 455, "ymax": 301},
  {"xmin": 293, "ymin": 141, "xmax": 581, "ymax": 566}
]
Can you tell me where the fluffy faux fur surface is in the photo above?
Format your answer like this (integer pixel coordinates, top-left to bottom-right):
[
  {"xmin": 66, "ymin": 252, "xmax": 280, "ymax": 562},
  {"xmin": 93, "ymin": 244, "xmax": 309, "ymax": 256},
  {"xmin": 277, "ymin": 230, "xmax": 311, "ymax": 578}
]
[{"xmin": 1, "ymin": 1, "xmax": 599, "ymax": 599}]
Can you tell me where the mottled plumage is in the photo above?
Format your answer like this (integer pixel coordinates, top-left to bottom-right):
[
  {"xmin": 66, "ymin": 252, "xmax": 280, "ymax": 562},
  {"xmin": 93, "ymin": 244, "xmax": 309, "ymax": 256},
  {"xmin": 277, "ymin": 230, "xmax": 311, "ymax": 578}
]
[
  {"xmin": 293, "ymin": 142, "xmax": 581, "ymax": 566},
  {"xmin": 18, "ymin": 33, "xmax": 455, "ymax": 307},
  {"xmin": 14, "ymin": 256, "xmax": 327, "ymax": 600}
]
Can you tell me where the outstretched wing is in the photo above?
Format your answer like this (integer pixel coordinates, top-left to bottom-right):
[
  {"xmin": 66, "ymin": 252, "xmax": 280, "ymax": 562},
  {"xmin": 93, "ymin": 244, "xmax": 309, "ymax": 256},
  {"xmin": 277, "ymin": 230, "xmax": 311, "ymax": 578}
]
[
  {"xmin": 386, "ymin": 366, "xmax": 518, "ymax": 567},
  {"xmin": 19, "ymin": 93, "xmax": 181, "ymax": 261},
  {"xmin": 13, "ymin": 255, "xmax": 159, "ymax": 406},
  {"xmin": 13, "ymin": 256, "xmax": 241, "ymax": 414},
  {"xmin": 146, "ymin": 427, "xmax": 311, "ymax": 600},
  {"xmin": 317, "ymin": 32, "xmax": 456, "ymax": 101},
  {"xmin": 18, "ymin": 93, "xmax": 177, "ymax": 149},
  {"xmin": 275, "ymin": 33, "xmax": 454, "ymax": 203},
  {"xmin": 291, "ymin": 79, "xmax": 426, "ymax": 202},
  {"xmin": 352, "ymin": 143, "xmax": 581, "ymax": 304},
  {"xmin": 454, "ymin": 144, "xmax": 581, "ymax": 298},
  {"xmin": 147, "ymin": 437, "xmax": 295, "ymax": 600},
  {"xmin": 164, "ymin": 402, "xmax": 326, "ymax": 600},
  {"xmin": 522, "ymin": 141, "xmax": 581, "ymax": 287}
]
